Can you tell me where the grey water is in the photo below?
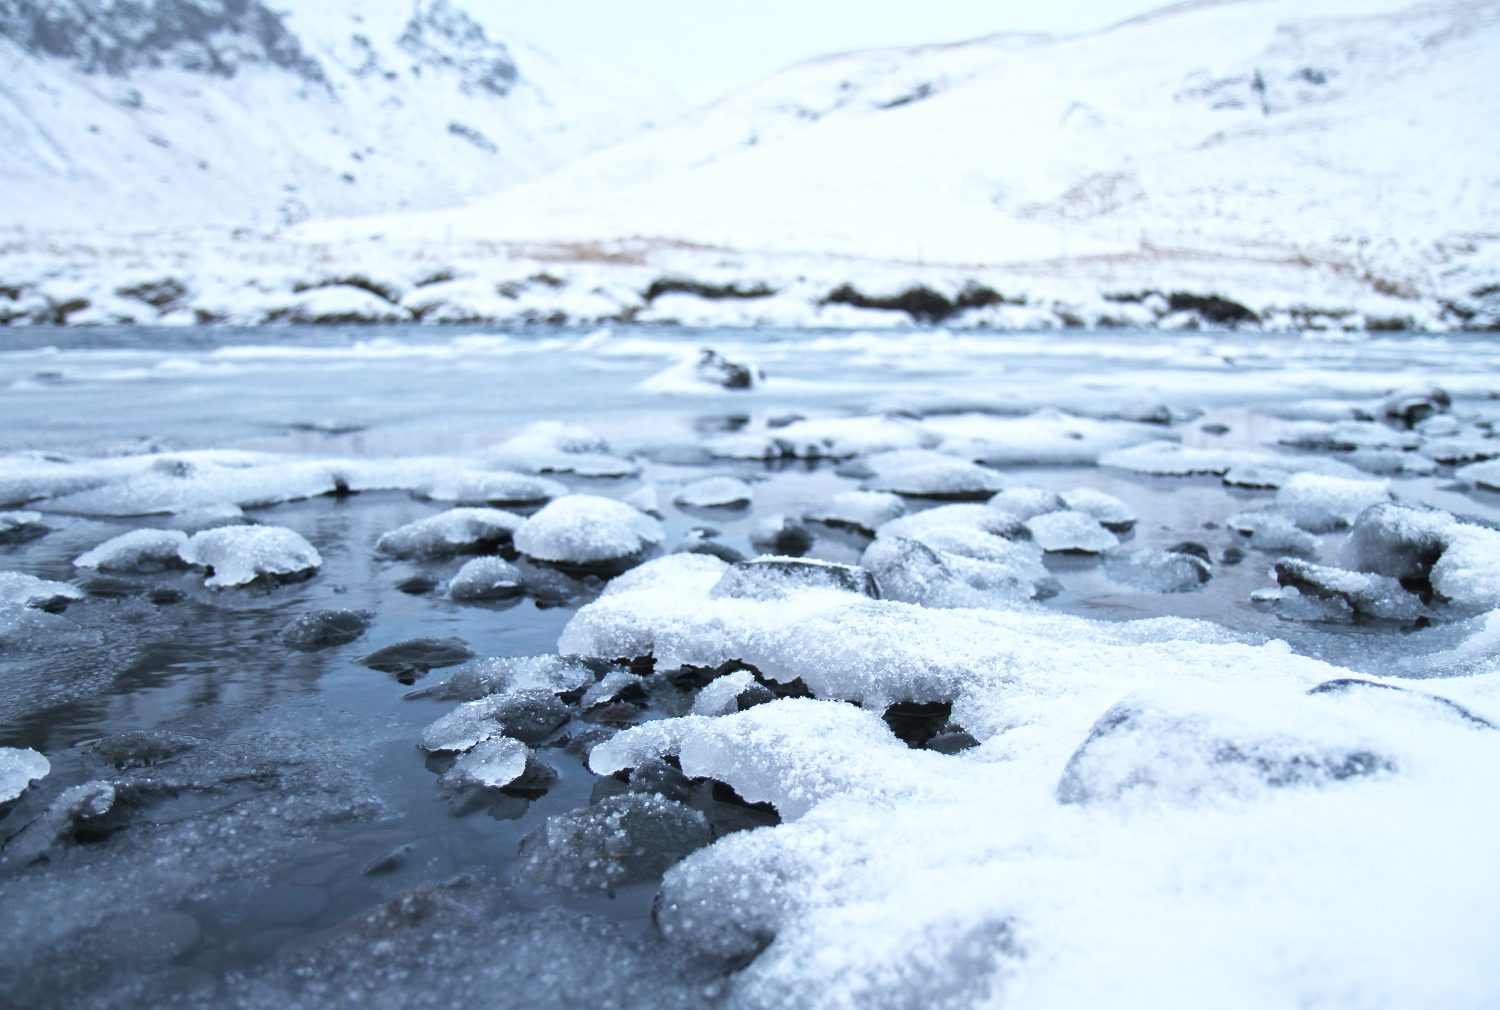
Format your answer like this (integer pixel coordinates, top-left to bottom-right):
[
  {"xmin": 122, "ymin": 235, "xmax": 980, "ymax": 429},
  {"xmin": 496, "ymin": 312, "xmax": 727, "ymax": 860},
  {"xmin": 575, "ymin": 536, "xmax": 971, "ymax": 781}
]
[{"xmin": 1, "ymin": 324, "xmax": 1497, "ymax": 1009}]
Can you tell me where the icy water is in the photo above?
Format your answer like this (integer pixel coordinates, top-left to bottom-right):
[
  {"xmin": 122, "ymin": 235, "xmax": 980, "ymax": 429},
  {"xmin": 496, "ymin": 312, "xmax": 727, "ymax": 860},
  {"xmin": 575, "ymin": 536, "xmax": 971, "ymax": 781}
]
[{"xmin": 1, "ymin": 325, "xmax": 1498, "ymax": 1010}]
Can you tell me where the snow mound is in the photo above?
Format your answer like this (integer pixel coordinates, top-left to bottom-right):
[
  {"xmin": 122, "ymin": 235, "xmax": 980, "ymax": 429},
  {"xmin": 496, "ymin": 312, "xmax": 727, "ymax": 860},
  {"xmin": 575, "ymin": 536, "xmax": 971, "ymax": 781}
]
[
  {"xmin": 376, "ymin": 507, "xmax": 523, "ymax": 559},
  {"xmin": 862, "ymin": 451, "xmax": 1006, "ymax": 500},
  {"xmin": 711, "ymin": 557, "xmax": 879, "ymax": 602},
  {"xmin": 447, "ymin": 556, "xmax": 524, "ymax": 602},
  {"xmin": 0, "ymin": 510, "xmax": 49, "ymax": 544},
  {"xmin": 1060, "ymin": 488, "xmax": 1137, "ymax": 531},
  {"xmin": 74, "ymin": 528, "xmax": 189, "ymax": 572},
  {"xmin": 1276, "ymin": 473, "xmax": 1391, "ymax": 524},
  {"xmin": 179, "ymin": 525, "xmax": 321, "ymax": 588},
  {"xmin": 711, "ymin": 416, "xmax": 937, "ymax": 461},
  {"xmin": 487, "ymin": 421, "xmax": 639, "ymax": 477},
  {"xmin": 514, "ymin": 495, "xmax": 663, "ymax": 568}
]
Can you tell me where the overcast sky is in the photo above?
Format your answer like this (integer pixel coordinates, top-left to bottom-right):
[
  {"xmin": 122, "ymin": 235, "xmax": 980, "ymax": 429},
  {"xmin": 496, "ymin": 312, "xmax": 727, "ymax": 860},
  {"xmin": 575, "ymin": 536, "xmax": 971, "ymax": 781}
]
[{"xmin": 494, "ymin": 1, "xmax": 1174, "ymax": 102}]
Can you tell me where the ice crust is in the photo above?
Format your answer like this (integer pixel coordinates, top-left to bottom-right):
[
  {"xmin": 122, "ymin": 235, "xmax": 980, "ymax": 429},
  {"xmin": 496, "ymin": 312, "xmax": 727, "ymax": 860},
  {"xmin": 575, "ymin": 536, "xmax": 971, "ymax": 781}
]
[
  {"xmin": 0, "ymin": 572, "xmax": 84, "ymax": 610},
  {"xmin": 179, "ymin": 526, "xmax": 322, "ymax": 588},
  {"xmin": 446, "ymin": 557, "xmax": 523, "ymax": 602},
  {"xmin": 514, "ymin": 495, "xmax": 664, "ymax": 566},
  {"xmin": 571, "ymin": 557, "xmax": 1500, "ymax": 1009},
  {"xmin": 0, "ymin": 746, "xmax": 50, "ymax": 804}
]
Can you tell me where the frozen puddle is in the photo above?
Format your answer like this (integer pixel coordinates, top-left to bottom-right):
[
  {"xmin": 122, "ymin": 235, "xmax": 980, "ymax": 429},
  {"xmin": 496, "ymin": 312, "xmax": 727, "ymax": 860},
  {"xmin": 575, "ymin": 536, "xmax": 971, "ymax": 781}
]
[{"xmin": 1, "ymin": 325, "xmax": 1499, "ymax": 1010}]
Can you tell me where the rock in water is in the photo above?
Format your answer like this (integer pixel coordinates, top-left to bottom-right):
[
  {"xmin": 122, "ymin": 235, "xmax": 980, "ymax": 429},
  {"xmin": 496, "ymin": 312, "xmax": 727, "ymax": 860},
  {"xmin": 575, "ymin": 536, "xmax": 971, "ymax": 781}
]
[
  {"xmin": 179, "ymin": 525, "xmax": 321, "ymax": 588},
  {"xmin": 516, "ymin": 793, "xmax": 712, "ymax": 891},
  {"xmin": 0, "ymin": 511, "xmax": 50, "ymax": 545},
  {"xmin": 447, "ymin": 557, "xmax": 524, "ymax": 601},
  {"xmin": 1060, "ymin": 488, "xmax": 1137, "ymax": 531},
  {"xmin": 1274, "ymin": 559, "xmax": 1424, "ymax": 622},
  {"xmin": 420, "ymin": 689, "xmax": 573, "ymax": 751},
  {"xmin": 417, "ymin": 470, "xmax": 566, "ymax": 506},
  {"xmin": 710, "ymin": 557, "xmax": 879, "ymax": 601},
  {"xmin": 74, "ymin": 529, "xmax": 190, "ymax": 572},
  {"xmin": 360, "ymin": 638, "xmax": 476, "ymax": 682},
  {"xmin": 802, "ymin": 491, "xmax": 905, "ymax": 535},
  {"xmin": 376, "ymin": 508, "xmax": 523, "ymax": 559},
  {"xmin": 513, "ymin": 495, "xmax": 664, "ymax": 571},
  {"xmin": 281, "ymin": 609, "xmax": 372, "ymax": 651},
  {"xmin": 1104, "ymin": 548, "xmax": 1212, "ymax": 593},
  {"xmin": 695, "ymin": 349, "xmax": 761, "ymax": 389}
]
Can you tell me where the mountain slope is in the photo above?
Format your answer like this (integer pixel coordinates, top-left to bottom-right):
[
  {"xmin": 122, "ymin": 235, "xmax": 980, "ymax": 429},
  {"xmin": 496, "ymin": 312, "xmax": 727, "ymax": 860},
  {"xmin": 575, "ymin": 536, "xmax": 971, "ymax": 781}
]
[
  {"xmin": 0, "ymin": 0, "xmax": 678, "ymax": 231},
  {"xmin": 325, "ymin": 0, "xmax": 1499, "ymax": 295}
]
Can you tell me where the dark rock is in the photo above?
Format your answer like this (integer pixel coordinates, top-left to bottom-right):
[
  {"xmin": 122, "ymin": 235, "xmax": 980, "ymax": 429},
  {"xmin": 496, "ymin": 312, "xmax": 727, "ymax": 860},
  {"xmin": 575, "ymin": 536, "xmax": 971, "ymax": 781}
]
[
  {"xmin": 1221, "ymin": 545, "xmax": 1247, "ymax": 565},
  {"xmin": 90, "ymin": 730, "xmax": 205, "ymax": 770},
  {"xmin": 882, "ymin": 700, "xmax": 953, "ymax": 748},
  {"xmin": 823, "ymin": 283, "xmax": 958, "ymax": 324},
  {"xmin": 79, "ymin": 574, "xmax": 142, "ymax": 598},
  {"xmin": 0, "ymin": 512, "xmax": 50, "ymax": 545},
  {"xmin": 625, "ymin": 756, "xmax": 695, "ymax": 804},
  {"xmin": 1382, "ymin": 385, "xmax": 1451, "ymax": 428},
  {"xmin": 1274, "ymin": 559, "xmax": 1424, "ymax": 621},
  {"xmin": 1167, "ymin": 292, "xmax": 1258, "ymax": 325},
  {"xmin": 363, "ymin": 843, "xmax": 417, "ymax": 876},
  {"xmin": 517, "ymin": 793, "xmax": 713, "ymax": 891},
  {"xmin": 395, "ymin": 573, "xmax": 440, "ymax": 595},
  {"xmin": 1338, "ymin": 503, "xmax": 1449, "ymax": 584},
  {"xmin": 280, "ymin": 608, "xmax": 372, "ymax": 651},
  {"xmin": 359, "ymin": 637, "xmax": 475, "ymax": 683},
  {"xmin": 749, "ymin": 517, "xmax": 815, "ymax": 556},
  {"xmin": 644, "ymin": 278, "xmax": 775, "ymax": 302},
  {"xmin": 926, "ymin": 729, "xmax": 979, "ymax": 754},
  {"xmin": 694, "ymin": 349, "xmax": 762, "ymax": 390}
]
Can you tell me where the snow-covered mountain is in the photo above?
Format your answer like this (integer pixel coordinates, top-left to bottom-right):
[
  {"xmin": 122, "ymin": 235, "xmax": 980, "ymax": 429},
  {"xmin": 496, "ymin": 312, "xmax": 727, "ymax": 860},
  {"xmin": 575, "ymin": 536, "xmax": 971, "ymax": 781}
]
[
  {"xmin": 320, "ymin": 0, "xmax": 1499, "ymax": 298},
  {"xmin": 0, "ymin": 0, "xmax": 679, "ymax": 231}
]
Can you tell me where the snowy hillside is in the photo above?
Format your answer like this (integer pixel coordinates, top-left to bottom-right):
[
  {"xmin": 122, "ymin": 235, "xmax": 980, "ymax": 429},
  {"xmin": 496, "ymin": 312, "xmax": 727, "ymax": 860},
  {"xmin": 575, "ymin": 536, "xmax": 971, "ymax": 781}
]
[
  {"xmin": 0, "ymin": 0, "xmax": 679, "ymax": 231},
  {"xmin": 315, "ymin": 0, "xmax": 1500, "ymax": 302}
]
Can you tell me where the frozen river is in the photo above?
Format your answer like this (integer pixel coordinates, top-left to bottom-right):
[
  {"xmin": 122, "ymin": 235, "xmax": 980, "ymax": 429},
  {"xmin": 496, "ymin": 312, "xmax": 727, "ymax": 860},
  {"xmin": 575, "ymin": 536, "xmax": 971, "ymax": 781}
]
[{"xmin": 2, "ymin": 325, "xmax": 1499, "ymax": 1010}]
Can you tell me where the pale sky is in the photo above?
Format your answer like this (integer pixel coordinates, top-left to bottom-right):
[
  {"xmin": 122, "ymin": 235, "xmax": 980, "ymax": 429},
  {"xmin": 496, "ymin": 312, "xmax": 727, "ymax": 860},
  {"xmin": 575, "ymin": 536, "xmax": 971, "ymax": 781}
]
[{"xmin": 490, "ymin": 1, "xmax": 1175, "ymax": 102}]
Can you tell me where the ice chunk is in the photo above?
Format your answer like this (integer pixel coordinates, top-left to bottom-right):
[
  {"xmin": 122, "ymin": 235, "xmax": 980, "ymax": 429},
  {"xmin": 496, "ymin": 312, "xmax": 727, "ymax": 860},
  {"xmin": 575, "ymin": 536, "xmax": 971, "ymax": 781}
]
[
  {"xmin": 74, "ymin": 528, "xmax": 189, "ymax": 572},
  {"xmin": 516, "ymin": 793, "xmax": 712, "ymax": 891},
  {"xmin": 45, "ymin": 455, "xmax": 344, "ymax": 516},
  {"xmin": 1274, "ymin": 559, "xmax": 1425, "ymax": 622},
  {"xmin": 1104, "ymin": 548, "xmax": 1212, "ymax": 593},
  {"xmin": 0, "ymin": 746, "xmax": 49, "ymax": 804},
  {"xmin": 1228, "ymin": 510, "xmax": 1320, "ymax": 554},
  {"xmin": 1060, "ymin": 488, "xmax": 1137, "ymax": 531},
  {"xmin": 437, "ymin": 736, "xmax": 530, "ymax": 791},
  {"xmin": 1276, "ymin": 473, "xmax": 1391, "ymax": 524},
  {"xmin": 861, "ymin": 451, "xmax": 1006, "ymax": 501},
  {"xmin": 420, "ymin": 690, "xmax": 572, "ymax": 752},
  {"xmin": 0, "ymin": 572, "xmax": 83, "ymax": 611},
  {"xmin": 179, "ymin": 525, "xmax": 321, "ymax": 588},
  {"xmin": 862, "ymin": 536, "xmax": 1038, "ymax": 607},
  {"xmin": 514, "ymin": 495, "xmax": 663, "ymax": 569},
  {"xmin": 447, "ymin": 557, "xmax": 524, "ymax": 602},
  {"xmin": 673, "ymin": 476, "xmax": 753, "ymax": 508},
  {"xmin": 691, "ymin": 669, "xmax": 760, "ymax": 717},
  {"xmin": 376, "ymin": 508, "xmax": 523, "ymax": 559},
  {"xmin": 1024, "ymin": 510, "xmax": 1118, "ymax": 553},
  {"xmin": 710, "ymin": 557, "xmax": 879, "ymax": 601},
  {"xmin": 802, "ymin": 491, "xmax": 905, "ymax": 535},
  {"xmin": 1338, "ymin": 504, "xmax": 1451, "ymax": 580},
  {"xmin": 581, "ymin": 670, "xmax": 646, "ymax": 709},
  {"xmin": 417, "ymin": 470, "xmax": 566, "ymax": 506},
  {"xmin": 0, "ymin": 510, "xmax": 50, "ymax": 545},
  {"xmin": 280, "ymin": 609, "xmax": 372, "ymax": 651}
]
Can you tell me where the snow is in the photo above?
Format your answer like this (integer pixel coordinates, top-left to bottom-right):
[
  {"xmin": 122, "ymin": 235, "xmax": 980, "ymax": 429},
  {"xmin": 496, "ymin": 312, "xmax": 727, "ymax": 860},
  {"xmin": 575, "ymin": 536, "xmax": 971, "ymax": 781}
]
[
  {"xmin": 711, "ymin": 416, "xmax": 937, "ymax": 461},
  {"xmin": 860, "ymin": 451, "xmax": 1006, "ymax": 500},
  {"xmin": 1059, "ymin": 488, "xmax": 1136, "ymax": 531},
  {"xmin": 487, "ymin": 422, "xmax": 640, "ymax": 477},
  {"xmin": 179, "ymin": 525, "xmax": 322, "ymax": 588},
  {"xmin": 0, "ymin": 746, "xmax": 49, "ymax": 804},
  {"xmin": 417, "ymin": 470, "xmax": 566, "ymax": 506},
  {"xmin": 513, "ymin": 495, "xmax": 664, "ymax": 567},
  {"xmin": 74, "ymin": 529, "xmax": 189, "ymax": 572},
  {"xmin": 1275, "ymin": 473, "xmax": 1392, "ymax": 524}
]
